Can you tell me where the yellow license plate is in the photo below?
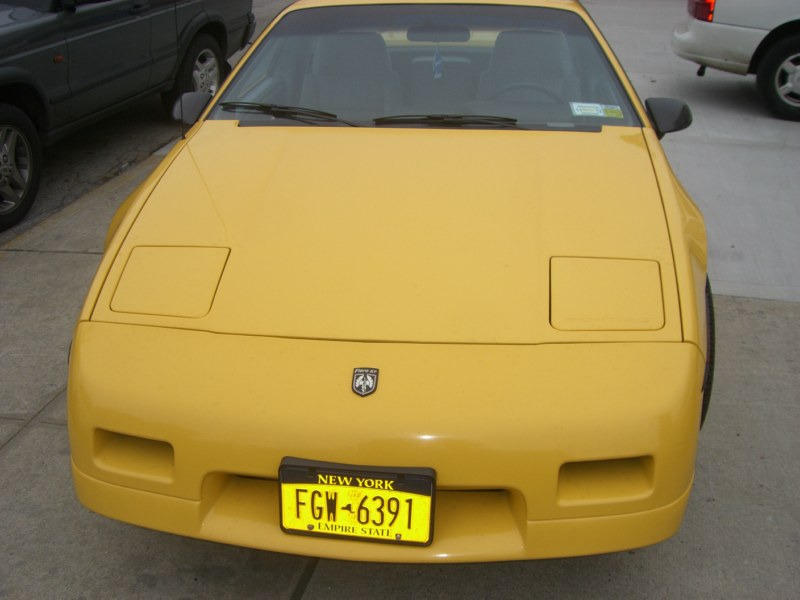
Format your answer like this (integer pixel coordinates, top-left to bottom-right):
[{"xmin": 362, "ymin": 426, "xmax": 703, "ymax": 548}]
[{"xmin": 279, "ymin": 458, "xmax": 435, "ymax": 546}]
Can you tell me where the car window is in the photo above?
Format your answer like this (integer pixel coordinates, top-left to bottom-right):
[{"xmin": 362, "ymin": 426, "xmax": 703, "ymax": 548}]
[{"xmin": 213, "ymin": 4, "xmax": 640, "ymax": 129}]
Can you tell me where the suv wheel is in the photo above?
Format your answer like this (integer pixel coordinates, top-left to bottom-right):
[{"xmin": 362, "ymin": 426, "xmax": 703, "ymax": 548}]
[
  {"xmin": 163, "ymin": 34, "xmax": 226, "ymax": 116},
  {"xmin": 757, "ymin": 34, "xmax": 800, "ymax": 121},
  {"xmin": 0, "ymin": 104, "xmax": 42, "ymax": 231}
]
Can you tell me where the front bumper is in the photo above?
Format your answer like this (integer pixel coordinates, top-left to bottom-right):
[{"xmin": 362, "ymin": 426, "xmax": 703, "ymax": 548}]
[{"xmin": 68, "ymin": 322, "xmax": 704, "ymax": 561}]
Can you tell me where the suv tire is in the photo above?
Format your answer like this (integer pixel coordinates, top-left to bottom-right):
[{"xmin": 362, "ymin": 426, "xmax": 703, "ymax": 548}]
[
  {"xmin": 0, "ymin": 104, "xmax": 42, "ymax": 231},
  {"xmin": 757, "ymin": 34, "xmax": 800, "ymax": 121}
]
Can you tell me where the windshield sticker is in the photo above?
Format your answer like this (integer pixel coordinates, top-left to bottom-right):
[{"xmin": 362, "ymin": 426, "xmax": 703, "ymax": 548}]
[{"xmin": 570, "ymin": 103, "xmax": 624, "ymax": 119}]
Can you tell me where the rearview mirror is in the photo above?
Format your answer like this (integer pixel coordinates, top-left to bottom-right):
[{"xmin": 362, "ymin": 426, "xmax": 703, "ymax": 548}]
[
  {"xmin": 645, "ymin": 98, "xmax": 692, "ymax": 138},
  {"xmin": 172, "ymin": 92, "xmax": 213, "ymax": 125},
  {"xmin": 407, "ymin": 24, "xmax": 470, "ymax": 43}
]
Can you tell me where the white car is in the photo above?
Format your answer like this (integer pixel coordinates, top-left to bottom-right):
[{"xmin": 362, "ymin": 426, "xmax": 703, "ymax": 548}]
[{"xmin": 672, "ymin": 0, "xmax": 800, "ymax": 120}]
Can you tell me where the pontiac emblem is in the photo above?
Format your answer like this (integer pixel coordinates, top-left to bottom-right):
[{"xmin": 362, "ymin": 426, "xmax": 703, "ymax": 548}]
[{"xmin": 352, "ymin": 368, "xmax": 379, "ymax": 397}]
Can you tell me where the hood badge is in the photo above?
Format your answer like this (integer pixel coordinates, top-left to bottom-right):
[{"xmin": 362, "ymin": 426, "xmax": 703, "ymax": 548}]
[{"xmin": 352, "ymin": 368, "xmax": 379, "ymax": 397}]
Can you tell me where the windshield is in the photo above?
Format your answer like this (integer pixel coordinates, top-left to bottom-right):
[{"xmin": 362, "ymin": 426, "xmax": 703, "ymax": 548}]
[{"xmin": 212, "ymin": 4, "xmax": 640, "ymax": 129}]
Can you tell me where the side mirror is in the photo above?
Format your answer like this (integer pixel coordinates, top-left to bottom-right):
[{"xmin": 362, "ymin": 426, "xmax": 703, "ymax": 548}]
[
  {"xmin": 61, "ymin": 0, "xmax": 76, "ymax": 11},
  {"xmin": 645, "ymin": 98, "xmax": 692, "ymax": 139},
  {"xmin": 172, "ymin": 92, "xmax": 213, "ymax": 125}
]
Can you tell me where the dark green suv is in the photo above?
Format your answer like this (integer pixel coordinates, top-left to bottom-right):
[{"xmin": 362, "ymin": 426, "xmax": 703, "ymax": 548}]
[{"xmin": 0, "ymin": 0, "xmax": 254, "ymax": 230}]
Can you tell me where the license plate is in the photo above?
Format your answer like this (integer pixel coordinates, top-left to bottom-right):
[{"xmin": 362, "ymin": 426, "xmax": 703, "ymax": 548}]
[{"xmin": 279, "ymin": 457, "xmax": 435, "ymax": 546}]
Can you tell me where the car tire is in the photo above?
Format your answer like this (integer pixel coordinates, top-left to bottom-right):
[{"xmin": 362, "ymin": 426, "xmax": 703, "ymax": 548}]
[
  {"xmin": 162, "ymin": 34, "xmax": 226, "ymax": 117},
  {"xmin": 0, "ymin": 104, "xmax": 42, "ymax": 231},
  {"xmin": 700, "ymin": 277, "xmax": 715, "ymax": 429},
  {"xmin": 757, "ymin": 34, "xmax": 800, "ymax": 121}
]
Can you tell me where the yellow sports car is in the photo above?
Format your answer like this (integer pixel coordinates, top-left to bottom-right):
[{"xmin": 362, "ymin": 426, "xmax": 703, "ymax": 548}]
[{"xmin": 68, "ymin": 0, "xmax": 713, "ymax": 562}]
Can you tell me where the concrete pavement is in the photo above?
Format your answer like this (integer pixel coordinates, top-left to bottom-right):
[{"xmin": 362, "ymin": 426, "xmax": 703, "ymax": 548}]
[
  {"xmin": 2, "ymin": 0, "xmax": 799, "ymax": 598},
  {"xmin": 587, "ymin": 0, "xmax": 800, "ymax": 302}
]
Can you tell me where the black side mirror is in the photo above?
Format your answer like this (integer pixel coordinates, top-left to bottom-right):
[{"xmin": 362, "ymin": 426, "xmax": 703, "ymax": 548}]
[
  {"xmin": 61, "ymin": 0, "xmax": 76, "ymax": 11},
  {"xmin": 645, "ymin": 98, "xmax": 692, "ymax": 139},
  {"xmin": 172, "ymin": 92, "xmax": 213, "ymax": 125}
]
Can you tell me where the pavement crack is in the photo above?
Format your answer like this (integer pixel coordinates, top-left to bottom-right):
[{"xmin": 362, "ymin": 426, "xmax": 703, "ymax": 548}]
[
  {"xmin": 0, "ymin": 387, "xmax": 67, "ymax": 455},
  {"xmin": 289, "ymin": 558, "xmax": 319, "ymax": 600}
]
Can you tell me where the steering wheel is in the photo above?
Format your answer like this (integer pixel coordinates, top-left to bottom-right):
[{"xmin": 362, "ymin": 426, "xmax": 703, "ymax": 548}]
[{"xmin": 488, "ymin": 82, "xmax": 563, "ymax": 103}]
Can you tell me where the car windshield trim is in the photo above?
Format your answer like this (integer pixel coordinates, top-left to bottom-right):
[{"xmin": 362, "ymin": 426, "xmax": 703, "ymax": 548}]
[{"xmin": 217, "ymin": 102, "xmax": 360, "ymax": 127}]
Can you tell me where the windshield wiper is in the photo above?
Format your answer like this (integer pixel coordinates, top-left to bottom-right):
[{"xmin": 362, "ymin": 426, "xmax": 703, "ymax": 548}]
[
  {"xmin": 218, "ymin": 102, "xmax": 359, "ymax": 127},
  {"xmin": 373, "ymin": 114, "xmax": 523, "ymax": 129}
]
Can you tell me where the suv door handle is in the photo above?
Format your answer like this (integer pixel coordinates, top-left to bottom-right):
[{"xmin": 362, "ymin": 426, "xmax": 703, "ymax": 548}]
[{"xmin": 130, "ymin": 1, "xmax": 148, "ymax": 14}]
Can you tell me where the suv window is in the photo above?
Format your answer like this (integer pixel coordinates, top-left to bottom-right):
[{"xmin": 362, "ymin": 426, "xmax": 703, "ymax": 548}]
[{"xmin": 4, "ymin": 0, "xmax": 54, "ymax": 10}]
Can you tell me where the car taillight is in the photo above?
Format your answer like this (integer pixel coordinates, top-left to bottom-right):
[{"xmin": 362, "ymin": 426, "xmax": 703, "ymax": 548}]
[{"xmin": 688, "ymin": 0, "xmax": 715, "ymax": 22}]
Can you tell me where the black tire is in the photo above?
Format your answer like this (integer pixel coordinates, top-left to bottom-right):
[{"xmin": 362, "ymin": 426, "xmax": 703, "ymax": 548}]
[
  {"xmin": 162, "ymin": 34, "xmax": 225, "ymax": 117},
  {"xmin": 0, "ymin": 103, "xmax": 42, "ymax": 231},
  {"xmin": 756, "ymin": 34, "xmax": 800, "ymax": 121},
  {"xmin": 700, "ymin": 277, "xmax": 715, "ymax": 429}
]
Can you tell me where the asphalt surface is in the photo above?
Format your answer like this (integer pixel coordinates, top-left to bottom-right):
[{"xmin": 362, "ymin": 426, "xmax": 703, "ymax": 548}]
[{"xmin": 1, "ymin": 1, "xmax": 799, "ymax": 598}]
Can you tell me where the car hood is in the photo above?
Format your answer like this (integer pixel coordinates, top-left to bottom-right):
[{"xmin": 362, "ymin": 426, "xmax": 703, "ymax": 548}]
[{"xmin": 95, "ymin": 121, "xmax": 682, "ymax": 344}]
